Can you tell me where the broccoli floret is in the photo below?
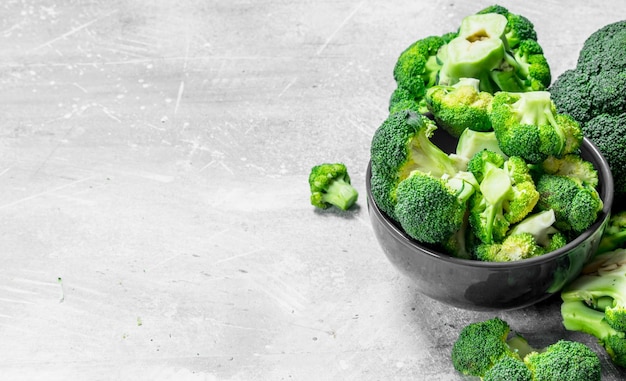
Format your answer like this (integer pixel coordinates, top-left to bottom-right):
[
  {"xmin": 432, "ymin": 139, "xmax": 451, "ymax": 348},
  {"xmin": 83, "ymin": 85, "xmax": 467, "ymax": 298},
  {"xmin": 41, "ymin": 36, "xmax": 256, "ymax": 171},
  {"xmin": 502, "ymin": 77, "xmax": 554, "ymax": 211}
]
[
  {"xmin": 490, "ymin": 91, "xmax": 583, "ymax": 164},
  {"xmin": 524, "ymin": 340, "xmax": 601, "ymax": 381},
  {"xmin": 425, "ymin": 78, "xmax": 494, "ymax": 137},
  {"xmin": 562, "ymin": 249, "xmax": 626, "ymax": 332},
  {"xmin": 576, "ymin": 20, "xmax": 626, "ymax": 76},
  {"xmin": 549, "ymin": 69, "xmax": 593, "ymax": 123},
  {"xmin": 451, "ymin": 317, "xmax": 601, "ymax": 379},
  {"xmin": 540, "ymin": 154, "xmax": 599, "ymax": 188},
  {"xmin": 583, "ymin": 113, "xmax": 626, "ymax": 204},
  {"xmin": 450, "ymin": 317, "xmax": 526, "ymax": 377},
  {"xmin": 394, "ymin": 170, "xmax": 475, "ymax": 247},
  {"xmin": 369, "ymin": 110, "xmax": 463, "ymax": 220},
  {"xmin": 509, "ymin": 209, "xmax": 568, "ymax": 252},
  {"xmin": 477, "ymin": 5, "xmax": 538, "ymax": 50},
  {"xmin": 308, "ymin": 163, "xmax": 358, "ymax": 211},
  {"xmin": 455, "ymin": 128, "xmax": 506, "ymax": 163},
  {"xmin": 475, "ymin": 232, "xmax": 545, "ymax": 262},
  {"xmin": 467, "ymin": 151, "xmax": 539, "ymax": 243},
  {"xmin": 391, "ymin": 35, "xmax": 452, "ymax": 114},
  {"xmin": 561, "ymin": 299, "xmax": 626, "ymax": 368},
  {"xmin": 535, "ymin": 174, "xmax": 603, "ymax": 235},
  {"xmin": 597, "ymin": 211, "xmax": 626, "ymax": 254}
]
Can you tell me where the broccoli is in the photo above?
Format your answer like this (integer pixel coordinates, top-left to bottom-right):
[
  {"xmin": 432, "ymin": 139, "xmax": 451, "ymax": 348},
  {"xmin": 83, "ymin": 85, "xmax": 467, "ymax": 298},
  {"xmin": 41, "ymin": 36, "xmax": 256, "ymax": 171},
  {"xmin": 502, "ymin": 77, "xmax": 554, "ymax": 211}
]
[
  {"xmin": 425, "ymin": 77, "xmax": 494, "ymax": 138},
  {"xmin": 390, "ymin": 35, "xmax": 454, "ymax": 114},
  {"xmin": 451, "ymin": 317, "xmax": 601, "ymax": 379},
  {"xmin": 561, "ymin": 299, "xmax": 626, "ymax": 368},
  {"xmin": 474, "ymin": 232, "xmax": 545, "ymax": 262},
  {"xmin": 483, "ymin": 356, "xmax": 532, "ymax": 381},
  {"xmin": 508, "ymin": 209, "xmax": 568, "ymax": 252},
  {"xmin": 390, "ymin": 6, "xmax": 549, "ymax": 115},
  {"xmin": 369, "ymin": 110, "xmax": 463, "ymax": 220},
  {"xmin": 454, "ymin": 128, "xmax": 506, "ymax": 163},
  {"xmin": 524, "ymin": 340, "xmax": 602, "ymax": 381},
  {"xmin": 467, "ymin": 151, "xmax": 539, "ymax": 244},
  {"xmin": 535, "ymin": 174, "xmax": 603, "ymax": 235},
  {"xmin": 476, "ymin": 5, "xmax": 537, "ymax": 50},
  {"xmin": 597, "ymin": 211, "xmax": 626, "ymax": 254},
  {"xmin": 489, "ymin": 91, "xmax": 583, "ymax": 164},
  {"xmin": 582, "ymin": 113, "xmax": 626, "ymax": 207},
  {"xmin": 539, "ymin": 154, "xmax": 599, "ymax": 188},
  {"xmin": 308, "ymin": 163, "xmax": 358, "ymax": 211},
  {"xmin": 561, "ymin": 249, "xmax": 626, "ymax": 367},
  {"xmin": 548, "ymin": 21, "xmax": 626, "ymax": 203},
  {"xmin": 393, "ymin": 170, "xmax": 475, "ymax": 247}
]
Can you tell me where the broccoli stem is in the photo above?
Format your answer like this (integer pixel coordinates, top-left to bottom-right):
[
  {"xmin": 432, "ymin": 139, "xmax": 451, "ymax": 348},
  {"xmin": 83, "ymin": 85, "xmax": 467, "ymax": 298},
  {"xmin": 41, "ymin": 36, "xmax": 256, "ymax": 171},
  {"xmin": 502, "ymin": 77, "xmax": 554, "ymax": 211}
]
[
  {"xmin": 561, "ymin": 299, "xmax": 622, "ymax": 340},
  {"xmin": 322, "ymin": 179, "xmax": 359, "ymax": 211},
  {"xmin": 507, "ymin": 334, "xmax": 536, "ymax": 359}
]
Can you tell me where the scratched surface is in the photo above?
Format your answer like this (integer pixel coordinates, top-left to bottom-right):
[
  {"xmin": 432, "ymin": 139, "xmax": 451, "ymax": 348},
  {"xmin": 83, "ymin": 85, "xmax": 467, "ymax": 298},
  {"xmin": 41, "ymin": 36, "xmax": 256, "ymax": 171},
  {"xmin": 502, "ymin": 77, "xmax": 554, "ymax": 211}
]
[{"xmin": 1, "ymin": 1, "xmax": 625, "ymax": 380}]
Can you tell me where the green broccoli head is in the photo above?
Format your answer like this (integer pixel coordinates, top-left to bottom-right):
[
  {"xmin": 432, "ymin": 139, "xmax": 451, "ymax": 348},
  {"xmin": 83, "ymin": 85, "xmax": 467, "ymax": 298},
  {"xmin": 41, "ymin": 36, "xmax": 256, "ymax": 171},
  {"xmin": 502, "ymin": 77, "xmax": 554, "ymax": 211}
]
[
  {"xmin": 508, "ymin": 209, "xmax": 567, "ymax": 252},
  {"xmin": 369, "ymin": 110, "xmax": 463, "ymax": 220},
  {"xmin": 548, "ymin": 69, "xmax": 593, "ymax": 123},
  {"xmin": 535, "ymin": 174, "xmax": 603, "ymax": 235},
  {"xmin": 476, "ymin": 5, "xmax": 538, "ymax": 49},
  {"xmin": 597, "ymin": 211, "xmax": 626, "ymax": 254},
  {"xmin": 561, "ymin": 299, "xmax": 626, "ymax": 368},
  {"xmin": 391, "ymin": 35, "xmax": 452, "ymax": 114},
  {"xmin": 524, "ymin": 340, "xmax": 601, "ymax": 381},
  {"xmin": 393, "ymin": 170, "xmax": 475, "ymax": 246},
  {"xmin": 474, "ymin": 232, "xmax": 545, "ymax": 262},
  {"xmin": 308, "ymin": 163, "xmax": 358, "ymax": 211},
  {"xmin": 490, "ymin": 91, "xmax": 583, "ymax": 163},
  {"xmin": 451, "ymin": 317, "xmax": 521, "ymax": 377},
  {"xmin": 483, "ymin": 356, "xmax": 532, "ymax": 381},
  {"xmin": 576, "ymin": 20, "xmax": 626, "ymax": 75},
  {"xmin": 437, "ymin": 13, "xmax": 508, "ymax": 92},
  {"xmin": 467, "ymin": 152, "xmax": 539, "ymax": 243},
  {"xmin": 454, "ymin": 128, "xmax": 505, "ymax": 163},
  {"xmin": 583, "ymin": 113, "xmax": 626, "ymax": 203},
  {"xmin": 425, "ymin": 77, "xmax": 494, "ymax": 137}
]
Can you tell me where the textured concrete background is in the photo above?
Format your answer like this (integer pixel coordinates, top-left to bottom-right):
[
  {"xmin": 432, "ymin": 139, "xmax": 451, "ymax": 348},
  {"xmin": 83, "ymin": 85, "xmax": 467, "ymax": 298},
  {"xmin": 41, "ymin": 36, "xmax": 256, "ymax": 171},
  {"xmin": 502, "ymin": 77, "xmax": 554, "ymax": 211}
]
[{"xmin": 1, "ymin": 0, "xmax": 625, "ymax": 380}]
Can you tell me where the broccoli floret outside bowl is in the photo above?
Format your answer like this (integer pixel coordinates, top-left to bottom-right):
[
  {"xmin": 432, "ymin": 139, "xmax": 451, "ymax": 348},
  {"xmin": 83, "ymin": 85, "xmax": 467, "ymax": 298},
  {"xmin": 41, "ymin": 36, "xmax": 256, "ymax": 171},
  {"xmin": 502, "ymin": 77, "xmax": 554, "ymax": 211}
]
[{"xmin": 366, "ymin": 127, "xmax": 613, "ymax": 311}]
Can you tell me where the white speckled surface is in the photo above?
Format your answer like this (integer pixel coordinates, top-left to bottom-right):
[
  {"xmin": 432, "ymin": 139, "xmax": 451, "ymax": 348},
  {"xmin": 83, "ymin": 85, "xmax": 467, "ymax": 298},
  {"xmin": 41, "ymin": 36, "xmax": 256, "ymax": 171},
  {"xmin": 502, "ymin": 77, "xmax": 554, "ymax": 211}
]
[{"xmin": 1, "ymin": 1, "xmax": 625, "ymax": 380}]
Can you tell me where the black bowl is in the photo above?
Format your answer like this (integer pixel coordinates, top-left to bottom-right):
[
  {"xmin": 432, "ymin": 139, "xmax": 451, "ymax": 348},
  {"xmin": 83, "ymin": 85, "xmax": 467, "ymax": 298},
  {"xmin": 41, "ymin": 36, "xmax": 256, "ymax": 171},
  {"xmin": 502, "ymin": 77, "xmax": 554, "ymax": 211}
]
[{"xmin": 366, "ymin": 132, "xmax": 614, "ymax": 311}]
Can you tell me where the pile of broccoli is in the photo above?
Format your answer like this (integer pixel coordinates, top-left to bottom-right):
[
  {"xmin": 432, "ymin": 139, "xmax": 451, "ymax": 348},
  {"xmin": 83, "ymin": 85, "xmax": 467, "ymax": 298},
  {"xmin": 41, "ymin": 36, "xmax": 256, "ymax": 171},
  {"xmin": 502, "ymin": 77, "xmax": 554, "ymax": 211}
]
[
  {"xmin": 369, "ymin": 5, "xmax": 604, "ymax": 261},
  {"xmin": 369, "ymin": 103, "xmax": 601, "ymax": 261},
  {"xmin": 451, "ymin": 317, "xmax": 602, "ymax": 380},
  {"xmin": 549, "ymin": 20, "xmax": 626, "ymax": 208}
]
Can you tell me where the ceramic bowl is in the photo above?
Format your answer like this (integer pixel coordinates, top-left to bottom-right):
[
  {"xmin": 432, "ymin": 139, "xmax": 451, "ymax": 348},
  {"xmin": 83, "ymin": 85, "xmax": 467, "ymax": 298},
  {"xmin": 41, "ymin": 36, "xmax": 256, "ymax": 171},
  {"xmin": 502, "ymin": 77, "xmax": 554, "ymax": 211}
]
[{"xmin": 366, "ymin": 130, "xmax": 614, "ymax": 311}]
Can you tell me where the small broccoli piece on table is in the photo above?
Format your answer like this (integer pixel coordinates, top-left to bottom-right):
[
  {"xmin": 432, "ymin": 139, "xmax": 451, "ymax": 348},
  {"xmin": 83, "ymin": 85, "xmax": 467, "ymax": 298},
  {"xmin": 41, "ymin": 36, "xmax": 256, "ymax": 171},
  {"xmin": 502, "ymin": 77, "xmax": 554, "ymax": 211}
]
[
  {"xmin": 308, "ymin": 163, "xmax": 358, "ymax": 211},
  {"xmin": 535, "ymin": 174, "xmax": 603, "ymax": 235},
  {"xmin": 369, "ymin": 110, "xmax": 464, "ymax": 221},
  {"xmin": 425, "ymin": 77, "xmax": 494, "ymax": 137},
  {"xmin": 466, "ymin": 150, "xmax": 539, "ymax": 244},
  {"xmin": 490, "ymin": 91, "xmax": 583, "ymax": 164},
  {"xmin": 524, "ymin": 340, "xmax": 601, "ymax": 381},
  {"xmin": 451, "ymin": 317, "xmax": 601, "ymax": 379},
  {"xmin": 597, "ymin": 211, "xmax": 626, "ymax": 254},
  {"xmin": 561, "ymin": 249, "xmax": 626, "ymax": 367},
  {"xmin": 394, "ymin": 170, "xmax": 475, "ymax": 249}
]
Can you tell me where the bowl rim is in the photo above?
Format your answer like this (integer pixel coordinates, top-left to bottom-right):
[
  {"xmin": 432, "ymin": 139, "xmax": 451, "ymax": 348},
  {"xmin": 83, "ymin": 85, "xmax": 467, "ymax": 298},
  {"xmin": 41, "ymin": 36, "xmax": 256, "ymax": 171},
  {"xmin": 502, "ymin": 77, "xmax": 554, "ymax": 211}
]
[{"xmin": 366, "ymin": 137, "xmax": 614, "ymax": 269}]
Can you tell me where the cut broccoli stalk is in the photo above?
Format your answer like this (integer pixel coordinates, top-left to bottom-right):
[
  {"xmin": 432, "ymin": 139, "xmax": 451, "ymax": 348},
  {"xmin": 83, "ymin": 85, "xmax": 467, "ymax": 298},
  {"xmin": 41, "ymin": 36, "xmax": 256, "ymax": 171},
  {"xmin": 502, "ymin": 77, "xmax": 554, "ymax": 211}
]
[
  {"xmin": 438, "ymin": 13, "xmax": 508, "ymax": 91},
  {"xmin": 455, "ymin": 128, "xmax": 506, "ymax": 162}
]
